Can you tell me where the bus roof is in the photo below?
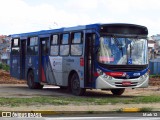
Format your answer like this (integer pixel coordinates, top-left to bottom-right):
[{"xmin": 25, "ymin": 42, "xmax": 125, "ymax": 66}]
[
  {"xmin": 10, "ymin": 23, "xmax": 100, "ymax": 38},
  {"xmin": 10, "ymin": 23, "xmax": 148, "ymax": 38}
]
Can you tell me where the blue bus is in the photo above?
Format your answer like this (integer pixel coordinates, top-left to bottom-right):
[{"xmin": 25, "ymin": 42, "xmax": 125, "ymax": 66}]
[{"xmin": 10, "ymin": 23, "xmax": 149, "ymax": 96}]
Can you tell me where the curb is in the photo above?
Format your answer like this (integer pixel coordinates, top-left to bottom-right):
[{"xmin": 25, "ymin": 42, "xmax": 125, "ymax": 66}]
[{"xmin": 121, "ymin": 108, "xmax": 141, "ymax": 112}]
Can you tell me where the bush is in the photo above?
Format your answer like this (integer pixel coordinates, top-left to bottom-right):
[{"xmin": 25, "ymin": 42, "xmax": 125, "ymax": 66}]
[
  {"xmin": 2, "ymin": 64, "xmax": 10, "ymax": 72},
  {"xmin": 0, "ymin": 63, "xmax": 2, "ymax": 69},
  {"xmin": 0, "ymin": 63, "xmax": 10, "ymax": 71}
]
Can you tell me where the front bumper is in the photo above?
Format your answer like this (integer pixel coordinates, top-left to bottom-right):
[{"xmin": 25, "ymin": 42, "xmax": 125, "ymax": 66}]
[{"xmin": 95, "ymin": 74, "xmax": 149, "ymax": 89}]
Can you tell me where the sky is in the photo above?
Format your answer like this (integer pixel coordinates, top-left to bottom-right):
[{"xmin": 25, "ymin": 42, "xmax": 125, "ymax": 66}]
[{"xmin": 0, "ymin": 0, "xmax": 160, "ymax": 36}]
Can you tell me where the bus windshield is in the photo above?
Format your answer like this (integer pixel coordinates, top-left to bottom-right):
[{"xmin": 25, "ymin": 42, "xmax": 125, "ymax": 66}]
[{"xmin": 97, "ymin": 37, "xmax": 148, "ymax": 65}]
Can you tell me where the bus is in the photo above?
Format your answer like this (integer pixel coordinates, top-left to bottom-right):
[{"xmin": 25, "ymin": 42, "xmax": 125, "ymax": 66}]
[{"xmin": 10, "ymin": 23, "xmax": 149, "ymax": 96}]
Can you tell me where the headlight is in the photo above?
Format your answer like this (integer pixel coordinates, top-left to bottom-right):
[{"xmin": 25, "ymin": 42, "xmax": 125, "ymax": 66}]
[
  {"xmin": 144, "ymin": 72, "xmax": 149, "ymax": 78},
  {"xmin": 97, "ymin": 68, "xmax": 103, "ymax": 75},
  {"xmin": 96, "ymin": 68, "xmax": 111, "ymax": 79},
  {"xmin": 141, "ymin": 73, "xmax": 148, "ymax": 79}
]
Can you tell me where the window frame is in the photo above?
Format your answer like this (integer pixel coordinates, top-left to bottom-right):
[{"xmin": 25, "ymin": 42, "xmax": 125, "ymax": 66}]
[
  {"xmin": 27, "ymin": 36, "xmax": 39, "ymax": 55},
  {"xmin": 11, "ymin": 38, "xmax": 20, "ymax": 55},
  {"xmin": 50, "ymin": 34, "xmax": 59, "ymax": 56},
  {"xmin": 13, "ymin": 38, "xmax": 19, "ymax": 47},
  {"xmin": 51, "ymin": 34, "xmax": 59, "ymax": 45},
  {"xmin": 60, "ymin": 33, "xmax": 70, "ymax": 56},
  {"xmin": 71, "ymin": 32, "xmax": 83, "ymax": 44},
  {"xmin": 70, "ymin": 32, "xmax": 83, "ymax": 56}
]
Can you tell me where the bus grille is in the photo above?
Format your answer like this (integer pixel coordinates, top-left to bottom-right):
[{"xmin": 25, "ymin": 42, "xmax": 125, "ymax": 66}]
[
  {"xmin": 113, "ymin": 76, "xmax": 140, "ymax": 79},
  {"xmin": 115, "ymin": 82, "xmax": 138, "ymax": 87}
]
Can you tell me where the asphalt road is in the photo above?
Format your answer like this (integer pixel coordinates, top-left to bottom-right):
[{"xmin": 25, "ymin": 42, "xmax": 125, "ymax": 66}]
[{"xmin": 0, "ymin": 84, "xmax": 72, "ymax": 98}]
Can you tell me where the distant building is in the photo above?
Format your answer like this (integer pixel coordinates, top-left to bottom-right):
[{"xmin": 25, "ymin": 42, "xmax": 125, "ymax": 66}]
[
  {"xmin": 148, "ymin": 36, "xmax": 156, "ymax": 59},
  {"xmin": 152, "ymin": 34, "xmax": 160, "ymax": 40},
  {"xmin": 148, "ymin": 36, "xmax": 155, "ymax": 49},
  {"xmin": 151, "ymin": 34, "xmax": 160, "ymax": 51},
  {"xmin": 0, "ymin": 35, "xmax": 11, "ymax": 65},
  {"xmin": 148, "ymin": 34, "xmax": 160, "ymax": 59}
]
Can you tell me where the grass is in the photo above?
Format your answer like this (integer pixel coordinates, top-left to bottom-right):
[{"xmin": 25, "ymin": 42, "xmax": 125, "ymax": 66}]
[
  {"xmin": 134, "ymin": 96, "xmax": 160, "ymax": 103},
  {"xmin": 0, "ymin": 95, "xmax": 160, "ymax": 107},
  {"xmin": 140, "ymin": 107, "xmax": 153, "ymax": 112},
  {"xmin": 0, "ymin": 97, "xmax": 70, "ymax": 107},
  {"xmin": 149, "ymin": 75, "xmax": 160, "ymax": 78}
]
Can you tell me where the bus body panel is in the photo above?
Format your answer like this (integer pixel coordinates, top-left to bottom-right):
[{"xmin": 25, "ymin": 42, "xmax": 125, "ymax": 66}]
[
  {"xmin": 41, "ymin": 56, "xmax": 57, "ymax": 84},
  {"xmin": 48, "ymin": 56, "xmax": 63, "ymax": 85},
  {"xmin": 25, "ymin": 55, "xmax": 39, "ymax": 83},
  {"xmin": 64, "ymin": 56, "xmax": 85, "ymax": 88},
  {"xmin": 48, "ymin": 56, "xmax": 84, "ymax": 87},
  {"xmin": 10, "ymin": 56, "xmax": 21, "ymax": 79}
]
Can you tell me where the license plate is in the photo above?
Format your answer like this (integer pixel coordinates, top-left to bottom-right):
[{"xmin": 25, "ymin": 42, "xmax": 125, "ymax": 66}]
[{"xmin": 122, "ymin": 81, "xmax": 131, "ymax": 86}]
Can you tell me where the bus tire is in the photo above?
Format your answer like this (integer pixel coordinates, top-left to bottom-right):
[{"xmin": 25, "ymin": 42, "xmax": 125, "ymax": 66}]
[
  {"xmin": 60, "ymin": 86, "xmax": 67, "ymax": 89},
  {"xmin": 110, "ymin": 88, "xmax": 125, "ymax": 95},
  {"xmin": 71, "ymin": 73, "xmax": 85, "ymax": 96},
  {"xmin": 27, "ymin": 70, "xmax": 43, "ymax": 89},
  {"xmin": 36, "ymin": 83, "xmax": 44, "ymax": 89}
]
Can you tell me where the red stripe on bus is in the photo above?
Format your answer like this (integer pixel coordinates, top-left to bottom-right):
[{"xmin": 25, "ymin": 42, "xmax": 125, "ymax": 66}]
[
  {"xmin": 94, "ymin": 72, "xmax": 99, "ymax": 77},
  {"xmin": 41, "ymin": 67, "xmax": 46, "ymax": 82}
]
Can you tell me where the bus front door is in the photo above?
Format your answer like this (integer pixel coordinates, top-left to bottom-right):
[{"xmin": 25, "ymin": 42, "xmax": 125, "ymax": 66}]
[{"xmin": 85, "ymin": 33, "xmax": 95, "ymax": 87}]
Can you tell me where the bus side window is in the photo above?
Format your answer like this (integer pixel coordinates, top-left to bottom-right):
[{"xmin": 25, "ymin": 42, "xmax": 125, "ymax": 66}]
[
  {"xmin": 60, "ymin": 33, "xmax": 69, "ymax": 56},
  {"xmin": 71, "ymin": 32, "xmax": 83, "ymax": 56},
  {"xmin": 42, "ymin": 39, "xmax": 49, "ymax": 55},
  {"xmin": 27, "ymin": 37, "xmax": 38, "ymax": 55},
  {"xmin": 50, "ymin": 35, "xmax": 59, "ymax": 56},
  {"xmin": 11, "ymin": 38, "xmax": 20, "ymax": 55}
]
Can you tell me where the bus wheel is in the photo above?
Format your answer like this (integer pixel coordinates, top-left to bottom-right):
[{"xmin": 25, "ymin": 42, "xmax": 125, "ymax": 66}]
[
  {"xmin": 36, "ymin": 83, "xmax": 44, "ymax": 89},
  {"xmin": 60, "ymin": 86, "xmax": 67, "ymax": 89},
  {"xmin": 27, "ymin": 70, "xmax": 43, "ymax": 89},
  {"xmin": 110, "ymin": 88, "xmax": 125, "ymax": 95},
  {"xmin": 71, "ymin": 73, "xmax": 85, "ymax": 96}
]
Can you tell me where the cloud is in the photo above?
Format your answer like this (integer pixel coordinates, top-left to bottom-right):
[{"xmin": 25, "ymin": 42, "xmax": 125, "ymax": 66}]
[
  {"xmin": 0, "ymin": 0, "xmax": 160, "ymax": 35},
  {"xmin": 0, "ymin": 0, "xmax": 59, "ymax": 34}
]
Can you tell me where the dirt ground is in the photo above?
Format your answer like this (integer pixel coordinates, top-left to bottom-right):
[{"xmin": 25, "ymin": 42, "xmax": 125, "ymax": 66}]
[
  {"xmin": 0, "ymin": 70, "xmax": 160, "ymax": 111},
  {"xmin": 0, "ymin": 70, "xmax": 26, "ymax": 84}
]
